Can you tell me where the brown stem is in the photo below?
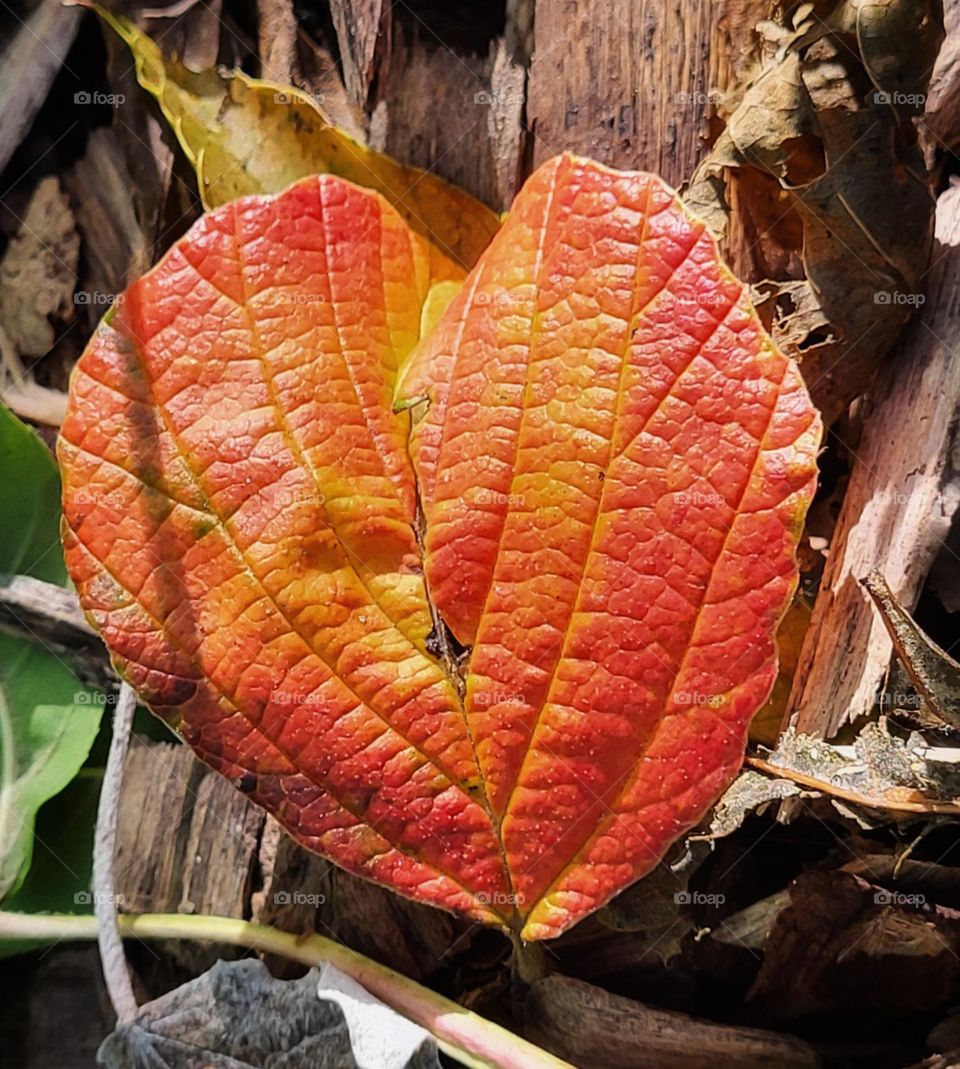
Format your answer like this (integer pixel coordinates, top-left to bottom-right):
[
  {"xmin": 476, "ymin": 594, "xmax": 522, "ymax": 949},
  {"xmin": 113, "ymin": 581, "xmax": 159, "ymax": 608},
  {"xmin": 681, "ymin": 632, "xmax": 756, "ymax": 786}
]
[{"xmin": 510, "ymin": 930, "xmax": 554, "ymax": 987}]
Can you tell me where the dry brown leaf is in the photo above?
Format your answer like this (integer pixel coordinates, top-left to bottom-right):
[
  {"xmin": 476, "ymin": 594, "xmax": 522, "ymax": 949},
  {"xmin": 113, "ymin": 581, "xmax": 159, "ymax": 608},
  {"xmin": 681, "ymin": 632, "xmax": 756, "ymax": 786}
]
[
  {"xmin": 686, "ymin": 0, "xmax": 942, "ymax": 422},
  {"xmin": 0, "ymin": 177, "xmax": 78, "ymax": 358},
  {"xmin": 863, "ymin": 571, "xmax": 960, "ymax": 731}
]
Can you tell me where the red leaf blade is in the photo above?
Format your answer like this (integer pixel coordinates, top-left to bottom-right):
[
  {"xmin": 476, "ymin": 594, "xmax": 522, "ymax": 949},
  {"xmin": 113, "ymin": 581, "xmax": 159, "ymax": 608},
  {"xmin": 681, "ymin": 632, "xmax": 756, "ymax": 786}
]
[
  {"xmin": 60, "ymin": 176, "xmax": 511, "ymax": 925},
  {"xmin": 400, "ymin": 155, "xmax": 820, "ymax": 937},
  {"xmin": 62, "ymin": 158, "xmax": 820, "ymax": 940}
]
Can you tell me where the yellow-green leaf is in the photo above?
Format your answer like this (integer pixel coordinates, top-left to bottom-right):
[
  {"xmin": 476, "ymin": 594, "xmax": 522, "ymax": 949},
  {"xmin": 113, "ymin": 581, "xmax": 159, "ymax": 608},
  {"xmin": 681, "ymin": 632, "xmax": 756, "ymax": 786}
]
[{"xmin": 97, "ymin": 7, "xmax": 500, "ymax": 279}]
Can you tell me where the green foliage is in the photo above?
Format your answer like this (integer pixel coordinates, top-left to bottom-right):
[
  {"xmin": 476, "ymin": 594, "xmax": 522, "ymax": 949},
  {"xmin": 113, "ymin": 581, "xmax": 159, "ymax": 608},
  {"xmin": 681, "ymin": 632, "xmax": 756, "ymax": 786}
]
[{"xmin": 0, "ymin": 404, "xmax": 104, "ymax": 915}]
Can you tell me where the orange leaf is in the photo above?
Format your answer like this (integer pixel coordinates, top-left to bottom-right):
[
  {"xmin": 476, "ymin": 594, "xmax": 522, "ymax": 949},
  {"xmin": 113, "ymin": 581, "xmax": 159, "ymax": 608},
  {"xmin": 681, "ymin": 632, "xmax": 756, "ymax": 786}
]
[{"xmin": 60, "ymin": 156, "xmax": 820, "ymax": 940}]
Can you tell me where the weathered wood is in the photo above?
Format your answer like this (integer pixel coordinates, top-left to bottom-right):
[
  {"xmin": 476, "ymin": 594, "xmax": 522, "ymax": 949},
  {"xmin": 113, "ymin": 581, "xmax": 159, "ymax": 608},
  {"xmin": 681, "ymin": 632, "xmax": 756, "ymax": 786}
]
[
  {"xmin": 0, "ymin": 176, "xmax": 78, "ymax": 360},
  {"xmin": 113, "ymin": 739, "xmax": 263, "ymax": 971},
  {"xmin": 64, "ymin": 128, "xmax": 148, "ymax": 298},
  {"xmin": 0, "ymin": 573, "xmax": 114, "ymax": 690},
  {"xmin": 0, "ymin": 0, "xmax": 81, "ymax": 176},
  {"xmin": 103, "ymin": 33, "xmax": 179, "ymax": 265},
  {"xmin": 252, "ymin": 815, "xmax": 475, "ymax": 981},
  {"xmin": 789, "ymin": 183, "xmax": 960, "ymax": 738},
  {"xmin": 526, "ymin": 0, "xmax": 715, "ymax": 187},
  {"xmin": 0, "ymin": 575, "xmax": 93, "ymax": 642},
  {"xmin": 373, "ymin": 25, "xmax": 525, "ymax": 210},
  {"xmin": 329, "ymin": 0, "xmax": 390, "ymax": 109},
  {"xmin": 257, "ymin": 0, "xmax": 299, "ymax": 83},
  {"xmin": 525, "ymin": 974, "xmax": 820, "ymax": 1069},
  {"xmin": 113, "ymin": 739, "xmax": 477, "ymax": 982},
  {"xmin": 925, "ymin": 0, "xmax": 960, "ymax": 148},
  {"xmin": 0, "ymin": 945, "xmax": 114, "ymax": 1068},
  {"xmin": 908, "ymin": 1052, "xmax": 960, "ymax": 1069}
]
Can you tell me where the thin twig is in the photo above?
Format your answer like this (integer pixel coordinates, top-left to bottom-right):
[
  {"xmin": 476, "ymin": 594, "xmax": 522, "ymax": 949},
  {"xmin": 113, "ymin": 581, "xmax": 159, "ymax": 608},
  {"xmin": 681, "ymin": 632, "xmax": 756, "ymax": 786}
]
[
  {"xmin": 93, "ymin": 682, "xmax": 138, "ymax": 1021},
  {"xmin": 0, "ymin": 574, "xmax": 114, "ymax": 690}
]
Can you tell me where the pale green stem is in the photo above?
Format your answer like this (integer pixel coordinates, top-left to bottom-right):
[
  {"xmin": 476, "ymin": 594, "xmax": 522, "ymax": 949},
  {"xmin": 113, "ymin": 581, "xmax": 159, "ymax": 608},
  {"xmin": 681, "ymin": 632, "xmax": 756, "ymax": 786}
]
[{"xmin": 0, "ymin": 911, "xmax": 573, "ymax": 1069}]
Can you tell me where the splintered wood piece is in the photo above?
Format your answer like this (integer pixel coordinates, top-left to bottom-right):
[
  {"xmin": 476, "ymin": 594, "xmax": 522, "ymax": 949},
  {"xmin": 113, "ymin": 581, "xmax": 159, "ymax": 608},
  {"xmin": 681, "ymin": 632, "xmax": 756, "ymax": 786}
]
[{"xmin": 788, "ymin": 184, "xmax": 960, "ymax": 738}]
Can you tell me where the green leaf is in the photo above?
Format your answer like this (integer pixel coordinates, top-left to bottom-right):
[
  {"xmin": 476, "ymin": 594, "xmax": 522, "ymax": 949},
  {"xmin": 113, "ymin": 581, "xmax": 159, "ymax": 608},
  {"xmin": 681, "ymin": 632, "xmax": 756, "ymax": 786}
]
[
  {"xmin": 0, "ymin": 404, "xmax": 104, "ymax": 903},
  {"xmin": 0, "ymin": 771, "xmax": 100, "ymax": 957},
  {"xmin": 0, "ymin": 653, "xmax": 103, "ymax": 900},
  {"xmin": 0, "ymin": 404, "xmax": 64, "ymax": 584}
]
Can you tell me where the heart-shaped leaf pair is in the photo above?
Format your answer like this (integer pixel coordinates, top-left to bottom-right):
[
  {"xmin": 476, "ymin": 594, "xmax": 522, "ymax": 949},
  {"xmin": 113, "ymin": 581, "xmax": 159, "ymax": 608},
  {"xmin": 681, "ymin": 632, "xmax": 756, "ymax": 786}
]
[{"xmin": 59, "ymin": 155, "xmax": 820, "ymax": 940}]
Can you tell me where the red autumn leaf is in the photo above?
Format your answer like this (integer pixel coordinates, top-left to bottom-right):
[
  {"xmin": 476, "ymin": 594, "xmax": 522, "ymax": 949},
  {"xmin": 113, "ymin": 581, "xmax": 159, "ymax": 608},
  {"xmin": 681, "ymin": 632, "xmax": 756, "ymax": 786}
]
[{"xmin": 59, "ymin": 156, "xmax": 821, "ymax": 940}]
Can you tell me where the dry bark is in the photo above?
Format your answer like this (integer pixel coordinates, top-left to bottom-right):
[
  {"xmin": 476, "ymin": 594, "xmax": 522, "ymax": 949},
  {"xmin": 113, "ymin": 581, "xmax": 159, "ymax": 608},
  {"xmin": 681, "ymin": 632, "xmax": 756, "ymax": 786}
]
[
  {"xmin": 789, "ymin": 183, "xmax": 960, "ymax": 737},
  {"xmin": 0, "ymin": 0, "xmax": 81, "ymax": 176},
  {"xmin": 113, "ymin": 739, "xmax": 263, "ymax": 974},
  {"xmin": 525, "ymin": 974, "xmax": 820, "ymax": 1069},
  {"xmin": 527, "ymin": 0, "xmax": 712, "ymax": 186}
]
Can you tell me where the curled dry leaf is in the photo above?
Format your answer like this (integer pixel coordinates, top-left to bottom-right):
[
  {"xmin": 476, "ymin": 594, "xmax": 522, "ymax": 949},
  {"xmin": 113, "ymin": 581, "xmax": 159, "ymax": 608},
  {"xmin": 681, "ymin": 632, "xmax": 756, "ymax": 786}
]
[
  {"xmin": 742, "ymin": 721, "xmax": 960, "ymax": 821},
  {"xmin": 685, "ymin": 0, "xmax": 942, "ymax": 423},
  {"xmin": 59, "ymin": 156, "xmax": 820, "ymax": 939},
  {"xmin": 747, "ymin": 870, "xmax": 960, "ymax": 1023},
  {"xmin": 862, "ymin": 570, "xmax": 960, "ymax": 731},
  {"xmin": 97, "ymin": 958, "xmax": 440, "ymax": 1069}
]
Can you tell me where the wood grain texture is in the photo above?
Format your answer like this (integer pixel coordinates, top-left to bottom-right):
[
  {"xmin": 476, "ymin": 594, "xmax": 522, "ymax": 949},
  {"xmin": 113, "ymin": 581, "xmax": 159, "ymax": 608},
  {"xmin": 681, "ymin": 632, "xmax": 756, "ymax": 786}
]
[
  {"xmin": 525, "ymin": 974, "xmax": 820, "ymax": 1069},
  {"xmin": 0, "ymin": 0, "xmax": 81, "ymax": 176},
  {"xmin": 373, "ymin": 24, "xmax": 526, "ymax": 210},
  {"xmin": 113, "ymin": 739, "xmax": 263, "ymax": 971},
  {"xmin": 926, "ymin": 0, "xmax": 960, "ymax": 147},
  {"xmin": 526, "ymin": 0, "xmax": 714, "ymax": 187},
  {"xmin": 329, "ymin": 0, "xmax": 391, "ymax": 108},
  {"xmin": 257, "ymin": 0, "xmax": 299, "ymax": 83}
]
